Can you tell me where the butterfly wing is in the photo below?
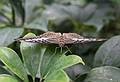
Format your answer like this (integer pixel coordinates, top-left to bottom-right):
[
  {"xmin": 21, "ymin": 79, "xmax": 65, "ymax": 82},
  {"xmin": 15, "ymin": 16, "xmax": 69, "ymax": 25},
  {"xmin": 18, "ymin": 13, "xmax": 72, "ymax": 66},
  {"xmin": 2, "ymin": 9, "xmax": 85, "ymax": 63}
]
[
  {"xmin": 63, "ymin": 33, "xmax": 106, "ymax": 44},
  {"xmin": 39, "ymin": 32, "xmax": 61, "ymax": 44},
  {"xmin": 17, "ymin": 32, "xmax": 61, "ymax": 44},
  {"xmin": 63, "ymin": 33, "xmax": 84, "ymax": 44}
]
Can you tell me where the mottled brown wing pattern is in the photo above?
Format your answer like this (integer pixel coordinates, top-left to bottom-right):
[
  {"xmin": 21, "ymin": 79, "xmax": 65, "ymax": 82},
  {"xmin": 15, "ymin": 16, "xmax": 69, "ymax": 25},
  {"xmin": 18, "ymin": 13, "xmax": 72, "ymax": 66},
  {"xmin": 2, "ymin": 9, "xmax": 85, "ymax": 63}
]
[
  {"xmin": 17, "ymin": 32, "xmax": 61, "ymax": 44},
  {"xmin": 17, "ymin": 32, "xmax": 106, "ymax": 47},
  {"xmin": 40, "ymin": 32, "xmax": 61, "ymax": 44},
  {"xmin": 63, "ymin": 33, "xmax": 106, "ymax": 44},
  {"xmin": 63, "ymin": 33, "xmax": 84, "ymax": 44}
]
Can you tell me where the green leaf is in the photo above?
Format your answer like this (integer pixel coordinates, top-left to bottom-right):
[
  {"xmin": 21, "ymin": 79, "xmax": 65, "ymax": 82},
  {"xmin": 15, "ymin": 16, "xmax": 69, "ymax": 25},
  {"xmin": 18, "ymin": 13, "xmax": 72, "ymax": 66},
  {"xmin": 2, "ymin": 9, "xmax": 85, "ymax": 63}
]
[
  {"xmin": 40, "ymin": 46, "xmax": 62, "ymax": 78},
  {"xmin": 0, "ymin": 27, "xmax": 24, "ymax": 46},
  {"xmin": 94, "ymin": 35, "xmax": 120, "ymax": 67},
  {"xmin": 25, "ymin": 16, "xmax": 48, "ymax": 32},
  {"xmin": 44, "ymin": 70, "xmax": 69, "ymax": 82},
  {"xmin": 54, "ymin": 0, "xmax": 86, "ymax": 6},
  {"xmin": 52, "ymin": 55, "xmax": 85, "ymax": 72},
  {"xmin": 85, "ymin": 66, "xmax": 120, "ymax": 82},
  {"xmin": 0, "ymin": 47, "xmax": 28, "ymax": 82},
  {"xmin": 0, "ymin": 74, "xmax": 19, "ymax": 82},
  {"xmin": 20, "ymin": 33, "xmax": 46, "ymax": 79},
  {"xmin": 40, "ymin": 46, "xmax": 84, "ymax": 80}
]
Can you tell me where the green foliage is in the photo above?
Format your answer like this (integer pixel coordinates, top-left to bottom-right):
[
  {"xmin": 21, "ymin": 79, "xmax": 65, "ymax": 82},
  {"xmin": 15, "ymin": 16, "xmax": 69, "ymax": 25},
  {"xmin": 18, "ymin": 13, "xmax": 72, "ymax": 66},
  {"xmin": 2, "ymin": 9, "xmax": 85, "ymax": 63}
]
[
  {"xmin": 0, "ymin": 27, "xmax": 24, "ymax": 46},
  {"xmin": 0, "ymin": 74, "xmax": 19, "ymax": 82},
  {"xmin": 0, "ymin": 0, "xmax": 120, "ymax": 82},
  {"xmin": 94, "ymin": 35, "xmax": 120, "ymax": 67},
  {"xmin": 85, "ymin": 66, "xmax": 120, "ymax": 82},
  {"xmin": 0, "ymin": 33, "xmax": 84, "ymax": 82},
  {"xmin": 0, "ymin": 47, "xmax": 28, "ymax": 82}
]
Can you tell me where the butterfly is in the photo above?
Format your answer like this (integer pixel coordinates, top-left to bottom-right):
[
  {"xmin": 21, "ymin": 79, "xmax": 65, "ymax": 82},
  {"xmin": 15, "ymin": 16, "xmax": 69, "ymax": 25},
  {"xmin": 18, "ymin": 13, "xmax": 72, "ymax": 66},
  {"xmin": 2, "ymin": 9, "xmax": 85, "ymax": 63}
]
[{"xmin": 17, "ymin": 32, "xmax": 106, "ymax": 47}]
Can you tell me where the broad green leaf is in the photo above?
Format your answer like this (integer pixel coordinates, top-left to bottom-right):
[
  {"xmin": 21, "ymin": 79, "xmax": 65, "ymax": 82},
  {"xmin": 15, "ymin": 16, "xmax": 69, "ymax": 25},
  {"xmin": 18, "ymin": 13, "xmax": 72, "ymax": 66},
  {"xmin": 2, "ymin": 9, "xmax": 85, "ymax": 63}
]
[
  {"xmin": 0, "ymin": 47, "xmax": 28, "ymax": 82},
  {"xmin": 0, "ymin": 74, "xmax": 19, "ymax": 82},
  {"xmin": 20, "ymin": 33, "xmax": 46, "ymax": 79},
  {"xmin": 52, "ymin": 55, "xmax": 85, "ymax": 72},
  {"xmin": 94, "ymin": 35, "xmax": 120, "ymax": 67},
  {"xmin": 40, "ymin": 45, "xmax": 62, "ymax": 77},
  {"xmin": 40, "ymin": 46, "xmax": 84, "ymax": 80},
  {"xmin": 85, "ymin": 66, "xmax": 120, "ymax": 82},
  {"xmin": 44, "ymin": 70, "xmax": 69, "ymax": 82},
  {"xmin": 25, "ymin": 16, "xmax": 48, "ymax": 32},
  {"xmin": 0, "ymin": 27, "xmax": 24, "ymax": 46}
]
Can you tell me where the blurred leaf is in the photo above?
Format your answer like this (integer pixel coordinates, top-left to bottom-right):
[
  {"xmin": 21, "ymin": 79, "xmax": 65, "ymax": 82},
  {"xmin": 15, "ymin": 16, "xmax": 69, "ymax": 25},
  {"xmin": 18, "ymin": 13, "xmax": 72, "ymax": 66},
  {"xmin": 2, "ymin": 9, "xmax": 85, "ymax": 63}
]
[
  {"xmin": 85, "ymin": 66, "xmax": 120, "ymax": 82},
  {"xmin": 20, "ymin": 33, "xmax": 46, "ymax": 79},
  {"xmin": 110, "ymin": 0, "xmax": 120, "ymax": 5},
  {"xmin": 25, "ymin": 16, "xmax": 48, "ymax": 32},
  {"xmin": 94, "ymin": 35, "xmax": 120, "ymax": 67},
  {"xmin": 84, "ymin": 4, "xmax": 115, "ymax": 30},
  {"xmin": 65, "ymin": 64, "xmax": 91, "ymax": 81},
  {"xmin": 0, "ymin": 47, "xmax": 28, "ymax": 82},
  {"xmin": 9, "ymin": 0, "xmax": 25, "ymax": 25},
  {"xmin": 54, "ymin": 0, "xmax": 86, "ymax": 6},
  {"xmin": 0, "ymin": 27, "xmax": 24, "ymax": 46},
  {"xmin": 0, "ymin": 2, "xmax": 4, "ymax": 10},
  {"xmin": 44, "ymin": 70, "xmax": 69, "ymax": 82},
  {"xmin": 25, "ymin": 0, "xmax": 43, "ymax": 23},
  {"xmin": 43, "ymin": 3, "xmax": 96, "ymax": 25},
  {"xmin": 0, "ymin": 74, "xmax": 19, "ymax": 82},
  {"xmin": 25, "ymin": 0, "xmax": 48, "ymax": 31},
  {"xmin": 0, "ymin": 1, "xmax": 12, "ymax": 25},
  {"xmin": 72, "ymin": 42, "xmax": 103, "ymax": 67}
]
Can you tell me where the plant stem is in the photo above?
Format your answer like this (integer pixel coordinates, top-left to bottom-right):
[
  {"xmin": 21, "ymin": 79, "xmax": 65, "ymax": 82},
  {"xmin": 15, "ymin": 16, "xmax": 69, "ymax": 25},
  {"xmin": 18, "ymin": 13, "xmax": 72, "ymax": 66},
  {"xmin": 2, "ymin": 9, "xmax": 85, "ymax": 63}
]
[{"xmin": 33, "ymin": 78, "xmax": 35, "ymax": 82}]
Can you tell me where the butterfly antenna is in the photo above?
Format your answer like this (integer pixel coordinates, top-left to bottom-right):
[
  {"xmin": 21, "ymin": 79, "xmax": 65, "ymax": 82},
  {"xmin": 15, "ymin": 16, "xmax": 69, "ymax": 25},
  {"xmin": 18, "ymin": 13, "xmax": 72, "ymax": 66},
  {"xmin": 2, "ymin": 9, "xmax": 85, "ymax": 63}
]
[{"xmin": 65, "ymin": 46, "xmax": 72, "ymax": 54}]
